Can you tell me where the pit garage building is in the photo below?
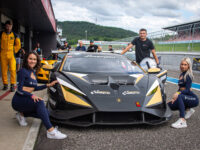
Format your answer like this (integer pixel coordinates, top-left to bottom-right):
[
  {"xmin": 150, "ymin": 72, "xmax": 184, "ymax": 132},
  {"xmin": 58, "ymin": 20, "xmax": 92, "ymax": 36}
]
[{"xmin": 0, "ymin": 0, "xmax": 61, "ymax": 57}]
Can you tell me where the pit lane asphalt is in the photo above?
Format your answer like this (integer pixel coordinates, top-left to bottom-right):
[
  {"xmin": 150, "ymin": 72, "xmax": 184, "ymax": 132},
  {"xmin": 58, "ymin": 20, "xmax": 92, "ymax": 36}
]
[{"xmin": 34, "ymin": 70, "xmax": 200, "ymax": 150}]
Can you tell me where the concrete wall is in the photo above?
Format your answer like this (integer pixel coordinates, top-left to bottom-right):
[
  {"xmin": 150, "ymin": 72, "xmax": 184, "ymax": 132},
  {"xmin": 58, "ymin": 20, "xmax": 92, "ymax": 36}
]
[{"xmin": 157, "ymin": 52, "xmax": 200, "ymax": 71}]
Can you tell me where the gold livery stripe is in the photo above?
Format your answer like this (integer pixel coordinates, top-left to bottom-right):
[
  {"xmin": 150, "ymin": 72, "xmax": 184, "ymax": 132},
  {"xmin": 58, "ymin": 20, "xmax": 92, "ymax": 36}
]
[
  {"xmin": 59, "ymin": 55, "xmax": 67, "ymax": 71},
  {"xmin": 135, "ymin": 75, "xmax": 144, "ymax": 84},
  {"xmin": 156, "ymin": 70, "xmax": 167, "ymax": 78},
  {"xmin": 148, "ymin": 68, "xmax": 161, "ymax": 73},
  {"xmin": 146, "ymin": 86, "xmax": 162, "ymax": 107},
  {"xmin": 61, "ymin": 86, "xmax": 92, "ymax": 108},
  {"xmin": 67, "ymin": 72, "xmax": 88, "ymax": 82},
  {"xmin": 133, "ymin": 61, "xmax": 147, "ymax": 73}
]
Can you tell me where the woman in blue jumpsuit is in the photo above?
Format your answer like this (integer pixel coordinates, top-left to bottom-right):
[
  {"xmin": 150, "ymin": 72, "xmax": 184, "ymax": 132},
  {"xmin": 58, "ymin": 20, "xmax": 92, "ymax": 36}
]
[
  {"xmin": 12, "ymin": 52, "xmax": 67, "ymax": 139},
  {"xmin": 168, "ymin": 57, "xmax": 199, "ymax": 128}
]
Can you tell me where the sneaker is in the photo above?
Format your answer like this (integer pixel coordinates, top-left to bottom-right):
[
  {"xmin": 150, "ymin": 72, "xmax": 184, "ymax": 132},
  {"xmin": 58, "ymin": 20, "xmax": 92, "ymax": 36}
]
[
  {"xmin": 16, "ymin": 112, "xmax": 28, "ymax": 126},
  {"xmin": 185, "ymin": 108, "xmax": 195, "ymax": 119},
  {"xmin": 10, "ymin": 84, "xmax": 15, "ymax": 92},
  {"xmin": 47, "ymin": 126, "xmax": 67, "ymax": 139},
  {"xmin": 171, "ymin": 118, "xmax": 187, "ymax": 129},
  {"xmin": 2, "ymin": 84, "xmax": 8, "ymax": 90}
]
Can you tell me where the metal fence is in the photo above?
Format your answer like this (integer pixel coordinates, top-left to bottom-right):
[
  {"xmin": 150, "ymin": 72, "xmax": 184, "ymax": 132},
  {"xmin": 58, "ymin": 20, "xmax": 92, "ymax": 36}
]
[
  {"xmin": 116, "ymin": 22, "xmax": 200, "ymax": 52},
  {"xmin": 148, "ymin": 23, "xmax": 200, "ymax": 52}
]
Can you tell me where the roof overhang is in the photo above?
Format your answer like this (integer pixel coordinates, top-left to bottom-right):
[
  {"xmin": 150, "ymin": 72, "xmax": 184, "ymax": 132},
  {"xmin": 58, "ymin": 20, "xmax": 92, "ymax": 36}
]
[
  {"xmin": 0, "ymin": 0, "xmax": 56, "ymax": 32},
  {"xmin": 163, "ymin": 19, "xmax": 200, "ymax": 31}
]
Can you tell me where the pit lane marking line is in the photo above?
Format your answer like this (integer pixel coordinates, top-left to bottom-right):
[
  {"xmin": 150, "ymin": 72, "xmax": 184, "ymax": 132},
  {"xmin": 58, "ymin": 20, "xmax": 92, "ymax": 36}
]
[
  {"xmin": 0, "ymin": 86, "xmax": 17, "ymax": 101},
  {"xmin": 22, "ymin": 95, "xmax": 48, "ymax": 150}
]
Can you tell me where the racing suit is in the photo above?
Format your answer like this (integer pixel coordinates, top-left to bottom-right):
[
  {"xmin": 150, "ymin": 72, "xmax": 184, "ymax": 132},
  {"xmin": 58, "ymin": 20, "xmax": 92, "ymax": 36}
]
[{"xmin": 0, "ymin": 31, "xmax": 21, "ymax": 85}]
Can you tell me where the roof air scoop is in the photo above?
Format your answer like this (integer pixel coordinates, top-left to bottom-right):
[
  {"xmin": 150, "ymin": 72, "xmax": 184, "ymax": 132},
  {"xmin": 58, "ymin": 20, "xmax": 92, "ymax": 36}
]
[
  {"xmin": 108, "ymin": 76, "xmax": 120, "ymax": 90},
  {"xmin": 87, "ymin": 76, "xmax": 108, "ymax": 85}
]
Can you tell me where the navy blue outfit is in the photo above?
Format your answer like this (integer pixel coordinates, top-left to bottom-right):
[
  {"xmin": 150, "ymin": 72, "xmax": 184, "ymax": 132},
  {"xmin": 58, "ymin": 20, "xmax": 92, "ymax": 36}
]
[
  {"xmin": 168, "ymin": 72, "xmax": 199, "ymax": 118},
  {"xmin": 36, "ymin": 48, "xmax": 41, "ymax": 55},
  {"xmin": 12, "ymin": 68, "xmax": 53, "ymax": 129},
  {"xmin": 76, "ymin": 46, "xmax": 86, "ymax": 51}
]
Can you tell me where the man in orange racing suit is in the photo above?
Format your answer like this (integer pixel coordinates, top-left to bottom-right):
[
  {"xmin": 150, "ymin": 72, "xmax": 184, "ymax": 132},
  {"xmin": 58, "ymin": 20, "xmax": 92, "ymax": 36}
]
[{"xmin": 0, "ymin": 20, "xmax": 21, "ymax": 92}]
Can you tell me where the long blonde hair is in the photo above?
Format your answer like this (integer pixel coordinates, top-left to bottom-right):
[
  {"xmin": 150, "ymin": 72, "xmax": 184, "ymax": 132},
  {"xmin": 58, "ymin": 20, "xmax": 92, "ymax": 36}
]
[{"xmin": 180, "ymin": 57, "xmax": 194, "ymax": 81}]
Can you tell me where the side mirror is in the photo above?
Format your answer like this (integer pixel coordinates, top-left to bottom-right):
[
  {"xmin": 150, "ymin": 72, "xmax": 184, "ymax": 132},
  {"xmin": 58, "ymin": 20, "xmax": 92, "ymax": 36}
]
[
  {"xmin": 148, "ymin": 68, "xmax": 161, "ymax": 74},
  {"xmin": 42, "ymin": 64, "xmax": 54, "ymax": 71}
]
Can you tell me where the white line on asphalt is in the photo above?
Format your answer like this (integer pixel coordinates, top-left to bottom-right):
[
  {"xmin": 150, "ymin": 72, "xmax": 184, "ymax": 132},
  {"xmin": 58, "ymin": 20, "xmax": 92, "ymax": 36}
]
[{"xmin": 22, "ymin": 95, "xmax": 48, "ymax": 150}]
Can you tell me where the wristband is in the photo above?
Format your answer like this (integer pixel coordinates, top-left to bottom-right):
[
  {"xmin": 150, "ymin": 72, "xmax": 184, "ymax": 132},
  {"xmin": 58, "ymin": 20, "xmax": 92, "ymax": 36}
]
[
  {"xmin": 31, "ymin": 95, "xmax": 35, "ymax": 98},
  {"xmin": 176, "ymin": 91, "xmax": 180, "ymax": 94}
]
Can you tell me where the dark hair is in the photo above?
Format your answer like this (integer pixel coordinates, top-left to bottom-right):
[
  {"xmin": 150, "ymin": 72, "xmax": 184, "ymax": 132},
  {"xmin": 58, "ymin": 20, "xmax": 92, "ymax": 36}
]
[
  {"xmin": 22, "ymin": 52, "xmax": 41, "ymax": 72},
  {"xmin": 36, "ymin": 42, "xmax": 40, "ymax": 48},
  {"xmin": 5, "ymin": 20, "xmax": 13, "ymax": 25},
  {"xmin": 139, "ymin": 28, "xmax": 147, "ymax": 33}
]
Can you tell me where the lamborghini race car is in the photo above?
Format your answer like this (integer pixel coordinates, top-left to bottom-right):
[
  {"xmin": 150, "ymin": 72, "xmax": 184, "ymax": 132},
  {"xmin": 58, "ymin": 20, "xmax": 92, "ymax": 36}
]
[
  {"xmin": 46, "ymin": 52, "xmax": 172, "ymax": 126},
  {"xmin": 37, "ymin": 51, "xmax": 66, "ymax": 82}
]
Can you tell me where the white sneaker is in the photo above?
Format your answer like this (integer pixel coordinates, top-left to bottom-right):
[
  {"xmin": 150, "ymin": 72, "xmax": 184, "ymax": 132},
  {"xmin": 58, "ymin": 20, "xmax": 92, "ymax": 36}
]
[
  {"xmin": 47, "ymin": 126, "xmax": 67, "ymax": 139},
  {"xmin": 185, "ymin": 108, "xmax": 195, "ymax": 119},
  {"xmin": 16, "ymin": 112, "xmax": 28, "ymax": 126},
  {"xmin": 171, "ymin": 118, "xmax": 187, "ymax": 129}
]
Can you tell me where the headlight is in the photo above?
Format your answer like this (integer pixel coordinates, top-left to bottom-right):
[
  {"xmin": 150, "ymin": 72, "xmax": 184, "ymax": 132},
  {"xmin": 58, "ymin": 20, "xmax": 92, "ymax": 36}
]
[
  {"xmin": 146, "ymin": 80, "xmax": 162, "ymax": 107},
  {"xmin": 147, "ymin": 86, "xmax": 158, "ymax": 96},
  {"xmin": 57, "ymin": 77, "xmax": 85, "ymax": 96},
  {"xmin": 62, "ymin": 86, "xmax": 83, "ymax": 96},
  {"xmin": 57, "ymin": 77, "xmax": 92, "ymax": 108},
  {"xmin": 146, "ymin": 80, "xmax": 159, "ymax": 96}
]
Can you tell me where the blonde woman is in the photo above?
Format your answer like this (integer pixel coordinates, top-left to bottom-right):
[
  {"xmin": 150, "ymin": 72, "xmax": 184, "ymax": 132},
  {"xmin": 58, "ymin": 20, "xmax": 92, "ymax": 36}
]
[{"xmin": 168, "ymin": 57, "xmax": 199, "ymax": 128}]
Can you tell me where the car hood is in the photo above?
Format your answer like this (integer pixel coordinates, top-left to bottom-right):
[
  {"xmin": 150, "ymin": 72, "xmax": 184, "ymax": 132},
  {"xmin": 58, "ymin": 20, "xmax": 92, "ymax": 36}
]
[{"xmin": 56, "ymin": 71, "xmax": 152, "ymax": 111}]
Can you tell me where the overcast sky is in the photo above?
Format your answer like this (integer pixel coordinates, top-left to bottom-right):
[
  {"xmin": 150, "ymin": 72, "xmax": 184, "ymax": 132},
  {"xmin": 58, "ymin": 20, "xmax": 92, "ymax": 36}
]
[{"xmin": 51, "ymin": 0, "xmax": 200, "ymax": 33}]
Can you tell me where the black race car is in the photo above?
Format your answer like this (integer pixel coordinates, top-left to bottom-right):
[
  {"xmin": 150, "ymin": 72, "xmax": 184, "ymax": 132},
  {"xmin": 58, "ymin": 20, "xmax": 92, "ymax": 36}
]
[{"xmin": 46, "ymin": 52, "xmax": 172, "ymax": 127}]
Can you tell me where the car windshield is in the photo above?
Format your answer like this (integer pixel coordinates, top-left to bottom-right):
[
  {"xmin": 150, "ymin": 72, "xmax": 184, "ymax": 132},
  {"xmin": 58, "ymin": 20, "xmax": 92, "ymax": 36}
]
[
  {"xmin": 46, "ymin": 53, "xmax": 65, "ymax": 61},
  {"xmin": 125, "ymin": 52, "xmax": 135, "ymax": 61},
  {"xmin": 62, "ymin": 54, "xmax": 143, "ymax": 74}
]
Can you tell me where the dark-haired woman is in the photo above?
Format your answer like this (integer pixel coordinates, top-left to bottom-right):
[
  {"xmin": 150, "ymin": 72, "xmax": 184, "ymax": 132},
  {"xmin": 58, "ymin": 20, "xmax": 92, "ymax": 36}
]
[
  {"xmin": 34, "ymin": 42, "xmax": 42, "ymax": 55},
  {"xmin": 12, "ymin": 52, "xmax": 67, "ymax": 139}
]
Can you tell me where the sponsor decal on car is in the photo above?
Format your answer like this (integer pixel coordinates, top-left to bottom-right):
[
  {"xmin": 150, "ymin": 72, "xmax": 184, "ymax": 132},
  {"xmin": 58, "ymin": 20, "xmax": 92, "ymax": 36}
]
[
  {"xmin": 85, "ymin": 55, "xmax": 116, "ymax": 59},
  {"xmin": 122, "ymin": 91, "xmax": 140, "ymax": 95},
  {"xmin": 90, "ymin": 90, "xmax": 111, "ymax": 95}
]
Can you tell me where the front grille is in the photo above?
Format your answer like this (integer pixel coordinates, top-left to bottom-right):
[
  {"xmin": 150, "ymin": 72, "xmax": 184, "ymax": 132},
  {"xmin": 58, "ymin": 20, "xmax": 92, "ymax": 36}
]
[
  {"xmin": 144, "ymin": 113, "xmax": 164, "ymax": 123},
  {"xmin": 69, "ymin": 112, "xmax": 164, "ymax": 125},
  {"xmin": 96, "ymin": 112, "xmax": 142, "ymax": 123},
  {"xmin": 70, "ymin": 114, "xmax": 93, "ymax": 124}
]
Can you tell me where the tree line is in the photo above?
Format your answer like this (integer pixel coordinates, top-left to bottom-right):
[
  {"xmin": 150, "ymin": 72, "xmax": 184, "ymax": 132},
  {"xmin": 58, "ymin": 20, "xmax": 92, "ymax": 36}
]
[{"xmin": 57, "ymin": 21, "xmax": 138, "ymax": 45}]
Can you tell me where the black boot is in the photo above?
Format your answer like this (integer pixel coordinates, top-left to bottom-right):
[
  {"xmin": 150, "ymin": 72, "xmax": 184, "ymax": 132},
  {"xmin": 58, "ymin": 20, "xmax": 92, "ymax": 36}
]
[
  {"xmin": 10, "ymin": 84, "xmax": 15, "ymax": 92},
  {"xmin": 2, "ymin": 84, "xmax": 8, "ymax": 90}
]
